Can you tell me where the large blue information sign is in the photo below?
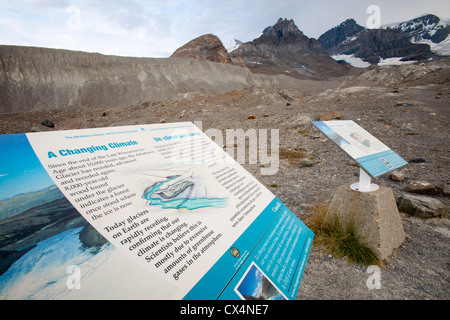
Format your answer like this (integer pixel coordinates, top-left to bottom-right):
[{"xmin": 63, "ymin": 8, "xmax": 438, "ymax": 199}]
[{"xmin": 0, "ymin": 123, "xmax": 313, "ymax": 300}]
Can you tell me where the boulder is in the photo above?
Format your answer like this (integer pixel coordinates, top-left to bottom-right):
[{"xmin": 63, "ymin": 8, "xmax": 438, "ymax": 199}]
[
  {"xmin": 410, "ymin": 158, "xmax": 426, "ymax": 163},
  {"xmin": 389, "ymin": 170, "xmax": 405, "ymax": 182},
  {"xmin": 41, "ymin": 118, "xmax": 55, "ymax": 128},
  {"xmin": 409, "ymin": 180, "xmax": 436, "ymax": 195},
  {"xmin": 299, "ymin": 158, "xmax": 314, "ymax": 168},
  {"xmin": 397, "ymin": 194, "xmax": 448, "ymax": 218}
]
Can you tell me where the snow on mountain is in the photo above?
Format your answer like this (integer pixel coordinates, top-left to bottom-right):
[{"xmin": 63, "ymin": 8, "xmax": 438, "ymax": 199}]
[
  {"xmin": 385, "ymin": 14, "xmax": 450, "ymax": 56},
  {"xmin": 416, "ymin": 35, "xmax": 450, "ymax": 56},
  {"xmin": 331, "ymin": 54, "xmax": 371, "ymax": 68},
  {"xmin": 320, "ymin": 14, "xmax": 449, "ymax": 67},
  {"xmin": 225, "ymin": 39, "xmax": 243, "ymax": 53},
  {"xmin": 325, "ymin": 26, "xmax": 431, "ymax": 65}
]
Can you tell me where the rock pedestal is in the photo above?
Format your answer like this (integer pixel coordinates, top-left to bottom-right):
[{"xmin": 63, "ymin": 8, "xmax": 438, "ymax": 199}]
[{"xmin": 324, "ymin": 183, "xmax": 405, "ymax": 261}]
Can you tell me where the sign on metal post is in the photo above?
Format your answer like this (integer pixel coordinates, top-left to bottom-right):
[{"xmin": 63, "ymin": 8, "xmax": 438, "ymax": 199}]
[{"xmin": 313, "ymin": 120, "xmax": 408, "ymax": 191}]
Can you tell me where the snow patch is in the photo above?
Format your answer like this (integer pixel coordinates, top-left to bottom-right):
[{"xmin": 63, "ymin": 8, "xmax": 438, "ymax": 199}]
[
  {"xmin": 378, "ymin": 58, "xmax": 416, "ymax": 66},
  {"xmin": 331, "ymin": 54, "xmax": 370, "ymax": 68},
  {"xmin": 224, "ymin": 39, "xmax": 243, "ymax": 52}
]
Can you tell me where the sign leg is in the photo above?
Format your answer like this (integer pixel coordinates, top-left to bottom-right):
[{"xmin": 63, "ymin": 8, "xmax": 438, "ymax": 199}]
[{"xmin": 351, "ymin": 168, "xmax": 379, "ymax": 192}]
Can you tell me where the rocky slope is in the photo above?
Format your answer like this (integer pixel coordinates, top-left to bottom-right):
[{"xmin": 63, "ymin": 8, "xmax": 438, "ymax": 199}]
[{"xmin": 0, "ymin": 45, "xmax": 303, "ymax": 114}]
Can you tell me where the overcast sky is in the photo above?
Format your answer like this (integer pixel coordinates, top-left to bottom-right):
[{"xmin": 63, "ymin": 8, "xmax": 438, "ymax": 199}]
[{"xmin": 1, "ymin": 0, "xmax": 449, "ymax": 58}]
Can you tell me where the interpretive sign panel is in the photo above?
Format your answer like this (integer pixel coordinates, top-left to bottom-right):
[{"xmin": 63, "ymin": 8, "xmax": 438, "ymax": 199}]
[
  {"xmin": 312, "ymin": 120, "xmax": 407, "ymax": 177},
  {"xmin": 0, "ymin": 122, "xmax": 313, "ymax": 300}
]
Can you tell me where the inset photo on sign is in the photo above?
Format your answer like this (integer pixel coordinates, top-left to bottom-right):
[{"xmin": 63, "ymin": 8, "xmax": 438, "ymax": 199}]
[
  {"xmin": 0, "ymin": 134, "xmax": 114, "ymax": 300},
  {"xmin": 379, "ymin": 157, "xmax": 394, "ymax": 169},
  {"xmin": 234, "ymin": 262, "xmax": 287, "ymax": 300}
]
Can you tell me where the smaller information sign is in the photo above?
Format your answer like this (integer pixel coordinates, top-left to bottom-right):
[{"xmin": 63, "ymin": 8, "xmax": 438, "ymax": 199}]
[{"xmin": 313, "ymin": 120, "xmax": 407, "ymax": 178}]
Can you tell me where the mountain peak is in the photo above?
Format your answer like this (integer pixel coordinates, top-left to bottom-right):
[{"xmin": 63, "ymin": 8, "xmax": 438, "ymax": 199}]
[
  {"xmin": 318, "ymin": 19, "xmax": 364, "ymax": 50},
  {"xmin": 229, "ymin": 18, "xmax": 350, "ymax": 79},
  {"xmin": 258, "ymin": 18, "xmax": 306, "ymax": 45},
  {"xmin": 171, "ymin": 34, "xmax": 232, "ymax": 64},
  {"xmin": 341, "ymin": 18, "xmax": 359, "ymax": 27}
]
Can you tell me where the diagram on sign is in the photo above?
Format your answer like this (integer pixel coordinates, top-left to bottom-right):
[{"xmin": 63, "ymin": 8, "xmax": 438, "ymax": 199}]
[{"xmin": 140, "ymin": 166, "xmax": 228, "ymax": 211}]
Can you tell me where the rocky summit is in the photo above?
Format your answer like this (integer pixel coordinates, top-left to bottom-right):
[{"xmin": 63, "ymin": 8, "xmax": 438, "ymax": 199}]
[
  {"xmin": 171, "ymin": 34, "xmax": 232, "ymax": 64},
  {"xmin": 229, "ymin": 18, "xmax": 353, "ymax": 79},
  {"xmin": 318, "ymin": 18, "xmax": 365, "ymax": 51}
]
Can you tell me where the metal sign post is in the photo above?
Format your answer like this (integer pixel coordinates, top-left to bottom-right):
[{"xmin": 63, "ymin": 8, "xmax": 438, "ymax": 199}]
[{"xmin": 350, "ymin": 168, "xmax": 379, "ymax": 192}]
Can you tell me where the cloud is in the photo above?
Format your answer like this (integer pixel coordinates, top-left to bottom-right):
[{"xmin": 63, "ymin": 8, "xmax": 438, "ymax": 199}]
[{"xmin": 1, "ymin": 0, "xmax": 449, "ymax": 57}]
